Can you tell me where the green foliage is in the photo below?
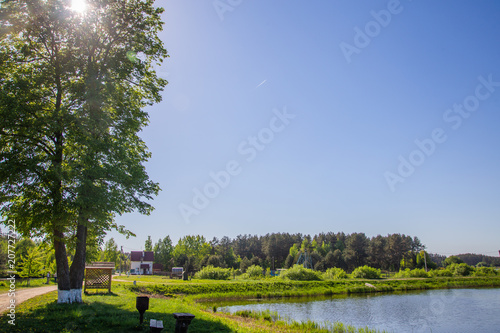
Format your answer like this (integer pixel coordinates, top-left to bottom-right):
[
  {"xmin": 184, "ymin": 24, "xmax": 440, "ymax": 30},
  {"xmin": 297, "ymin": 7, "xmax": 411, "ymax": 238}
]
[
  {"xmin": 234, "ymin": 309, "xmax": 279, "ymax": 322},
  {"xmin": 415, "ymin": 251, "xmax": 437, "ymax": 270},
  {"xmin": 474, "ymin": 267, "xmax": 498, "ymax": 277},
  {"xmin": 194, "ymin": 265, "xmax": 231, "ymax": 280},
  {"xmin": 18, "ymin": 246, "xmax": 44, "ymax": 285},
  {"xmin": 14, "ymin": 238, "xmax": 36, "ymax": 267},
  {"xmin": 443, "ymin": 256, "xmax": 464, "ymax": 266},
  {"xmin": 280, "ymin": 265, "xmax": 322, "ymax": 281},
  {"xmin": 394, "ymin": 268, "xmax": 429, "ymax": 278},
  {"xmin": 456, "ymin": 253, "xmax": 500, "ymax": 267},
  {"xmin": 245, "ymin": 265, "xmax": 264, "ymax": 279},
  {"xmin": 41, "ymin": 246, "xmax": 56, "ymax": 275},
  {"xmin": 145, "ymin": 236, "xmax": 153, "ymax": 252},
  {"xmin": 0, "ymin": 0, "xmax": 166, "ymax": 296},
  {"xmin": 240, "ymin": 257, "xmax": 252, "ymax": 272},
  {"xmin": 300, "ymin": 237, "xmax": 314, "ymax": 252},
  {"xmin": 154, "ymin": 236, "xmax": 174, "ymax": 271},
  {"xmin": 289, "ymin": 243, "xmax": 300, "ymax": 258},
  {"xmin": 323, "ymin": 267, "xmax": 348, "ymax": 280},
  {"xmin": 344, "ymin": 233, "xmax": 369, "ymax": 270},
  {"xmin": 212, "ymin": 236, "xmax": 237, "ymax": 269},
  {"xmin": 101, "ymin": 238, "xmax": 119, "ymax": 266},
  {"xmin": 173, "ymin": 235, "xmax": 211, "ymax": 268},
  {"xmin": 394, "ymin": 268, "xmax": 410, "ymax": 278},
  {"xmin": 449, "ymin": 263, "xmax": 474, "ymax": 276},
  {"xmin": 428, "ymin": 264, "xmax": 474, "ymax": 277},
  {"xmin": 318, "ymin": 241, "xmax": 332, "ymax": 257},
  {"xmin": 351, "ymin": 265, "xmax": 381, "ymax": 279},
  {"xmin": 412, "ymin": 268, "xmax": 430, "ymax": 278},
  {"xmin": 429, "ymin": 268, "xmax": 453, "ymax": 277},
  {"xmin": 206, "ymin": 255, "xmax": 225, "ymax": 268},
  {"xmin": 0, "ymin": 234, "xmax": 7, "ymax": 275}
]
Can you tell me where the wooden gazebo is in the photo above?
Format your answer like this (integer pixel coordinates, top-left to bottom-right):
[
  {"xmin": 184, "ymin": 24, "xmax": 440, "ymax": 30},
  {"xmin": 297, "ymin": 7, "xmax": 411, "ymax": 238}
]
[{"xmin": 84, "ymin": 262, "xmax": 115, "ymax": 293}]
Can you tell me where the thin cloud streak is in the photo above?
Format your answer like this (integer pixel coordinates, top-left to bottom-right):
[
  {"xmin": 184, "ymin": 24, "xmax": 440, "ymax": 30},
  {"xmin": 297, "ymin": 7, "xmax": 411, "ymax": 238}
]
[{"xmin": 255, "ymin": 79, "xmax": 267, "ymax": 89}]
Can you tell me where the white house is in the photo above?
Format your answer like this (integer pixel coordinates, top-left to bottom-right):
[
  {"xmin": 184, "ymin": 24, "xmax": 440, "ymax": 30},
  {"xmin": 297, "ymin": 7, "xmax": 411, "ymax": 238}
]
[{"xmin": 130, "ymin": 251, "xmax": 154, "ymax": 275}]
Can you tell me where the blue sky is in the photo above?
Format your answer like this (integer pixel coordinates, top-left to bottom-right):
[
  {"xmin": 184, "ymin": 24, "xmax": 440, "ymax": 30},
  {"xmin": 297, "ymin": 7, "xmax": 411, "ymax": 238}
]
[{"xmin": 109, "ymin": 0, "xmax": 500, "ymax": 256}]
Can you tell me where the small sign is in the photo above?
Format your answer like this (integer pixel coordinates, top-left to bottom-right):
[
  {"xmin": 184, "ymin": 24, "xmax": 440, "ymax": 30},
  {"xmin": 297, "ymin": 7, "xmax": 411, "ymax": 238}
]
[{"xmin": 150, "ymin": 319, "xmax": 163, "ymax": 328}]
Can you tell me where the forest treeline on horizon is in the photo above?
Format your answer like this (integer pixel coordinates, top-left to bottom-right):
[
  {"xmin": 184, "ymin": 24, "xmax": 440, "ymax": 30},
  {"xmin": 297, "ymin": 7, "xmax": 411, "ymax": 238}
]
[{"xmin": 102, "ymin": 232, "xmax": 500, "ymax": 273}]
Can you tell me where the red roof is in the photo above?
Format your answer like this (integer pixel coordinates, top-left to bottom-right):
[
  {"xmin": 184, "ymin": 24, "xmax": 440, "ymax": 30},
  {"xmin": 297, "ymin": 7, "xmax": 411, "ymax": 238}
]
[
  {"xmin": 130, "ymin": 251, "xmax": 154, "ymax": 262},
  {"xmin": 140, "ymin": 263, "xmax": 150, "ymax": 269},
  {"xmin": 143, "ymin": 251, "xmax": 154, "ymax": 261},
  {"xmin": 130, "ymin": 251, "xmax": 142, "ymax": 261}
]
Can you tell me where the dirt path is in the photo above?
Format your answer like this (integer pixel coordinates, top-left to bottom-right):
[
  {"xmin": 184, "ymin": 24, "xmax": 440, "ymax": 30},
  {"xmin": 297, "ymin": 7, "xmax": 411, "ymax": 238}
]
[{"xmin": 0, "ymin": 285, "xmax": 57, "ymax": 314}]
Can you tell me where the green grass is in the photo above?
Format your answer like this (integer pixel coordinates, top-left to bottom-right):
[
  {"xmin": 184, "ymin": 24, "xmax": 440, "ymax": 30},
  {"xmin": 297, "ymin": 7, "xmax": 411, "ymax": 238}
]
[
  {"xmin": 113, "ymin": 274, "xmax": 239, "ymax": 284},
  {"xmin": 2, "ymin": 276, "xmax": 499, "ymax": 332},
  {"xmin": 130, "ymin": 276, "xmax": 500, "ymax": 302},
  {"xmin": 0, "ymin": 283, "xmax": 385, "ymax": 332},
  {"xmin": 0, "ymin": 277, "xmax": 57, "ymax": 294},
  {"xmin": 0, "ymin": 284, "xmax": 243, "ymax": 332}
]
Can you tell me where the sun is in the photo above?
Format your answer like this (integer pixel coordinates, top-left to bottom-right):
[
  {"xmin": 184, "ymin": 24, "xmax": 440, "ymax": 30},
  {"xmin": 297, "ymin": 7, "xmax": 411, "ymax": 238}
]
[{"xmin": 70, "ymin": 0, "xmax": 87, "ymax": 13}]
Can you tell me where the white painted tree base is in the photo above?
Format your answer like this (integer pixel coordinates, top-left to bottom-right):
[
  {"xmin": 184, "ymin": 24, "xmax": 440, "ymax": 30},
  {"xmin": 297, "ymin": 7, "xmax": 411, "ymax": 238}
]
[{"xmin": 57, "ymin": 289, "xmax": 83, "ymax": 303}]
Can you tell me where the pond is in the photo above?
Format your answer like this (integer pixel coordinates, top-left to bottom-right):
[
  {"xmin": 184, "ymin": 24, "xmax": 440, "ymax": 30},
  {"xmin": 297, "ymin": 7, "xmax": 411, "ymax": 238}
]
[{"xmin": 219, "ymin": 288, "xmax": 500, "ymax": 332}]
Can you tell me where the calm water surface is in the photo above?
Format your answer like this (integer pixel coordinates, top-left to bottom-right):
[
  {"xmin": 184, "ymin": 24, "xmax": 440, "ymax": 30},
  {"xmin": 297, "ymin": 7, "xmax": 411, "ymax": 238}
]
[{"xmin": 220, "ymin": 288, "xmax": 500, "ymax": 333}]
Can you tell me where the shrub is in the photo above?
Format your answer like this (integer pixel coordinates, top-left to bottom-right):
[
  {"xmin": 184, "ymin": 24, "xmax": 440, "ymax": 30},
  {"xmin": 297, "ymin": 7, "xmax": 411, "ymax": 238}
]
[
  {"xmin": 450, "ymin": 263, "xmax": 474, "ymax": 277},
  {"xmin": 245, "ymin": 265, "xmax": 264, "ymax": 279},
  {"xmin": 394, "ymin": 268, "xmax": 411, "ymax": 278},
  {"xmin": 429, "ymin": 268, "xmax": 453, "ymax": 277},
  {"xmin": 474, "ymin": 267, "xmax": 498, "ymax": 276},
  {"xmin": 194, "ymin": 265, "xmax": 231, "ymax": 280},
  {"xmin": 280, "ymin": 265, "xmax": 322, "ymax": 281},
  {"xmin": 409, "ymin": 268, "xmax": 429, "ymax": 278},
  {"xmin": 394, "ymin": 268, "xmax": 430, "ymax": 278},
  {"xmin": 351, "ymin": 266, "xmax": 381, "ymax": 279},
  {"xmin": 323, "ymin": 267, "xmax": 348, "ymax": 280}
]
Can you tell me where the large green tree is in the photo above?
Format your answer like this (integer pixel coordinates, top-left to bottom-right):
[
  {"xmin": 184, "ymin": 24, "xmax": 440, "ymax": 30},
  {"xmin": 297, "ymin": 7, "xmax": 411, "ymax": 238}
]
[
  {"xmin": 344, "ymin": 232, "xmax": 368, "ymax": 270},
  {"xmin": 145, "ymin": 235, "xmax": 153, "ymax": 252},
  {"xmin": 153, "ymin": 235, "xmax": 173, "ymax": 271},
  {"xmin": 101, "ymin": 238, "xmax": 119, "ymax": 265},
  {"xmin": 0, "ymin": 0, "xmax": 166, "ymax": 302},
  {"xmin": 18, "ymin": 245, "xmax": 45, "ymax": 285},
  {"xmin": 172, "ymin": 235, "xmax": 211, "ymax": 270}
]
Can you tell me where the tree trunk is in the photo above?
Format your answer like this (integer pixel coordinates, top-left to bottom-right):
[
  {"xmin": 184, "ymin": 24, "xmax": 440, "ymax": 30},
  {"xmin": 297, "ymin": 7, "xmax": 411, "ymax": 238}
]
[
  {"xmin": 69, "ymin": 216, "xmax": 88, "ymax": 303},
  {"xmin": 53, "ymin": 229, "xmax": 71, "ymax": 303}
]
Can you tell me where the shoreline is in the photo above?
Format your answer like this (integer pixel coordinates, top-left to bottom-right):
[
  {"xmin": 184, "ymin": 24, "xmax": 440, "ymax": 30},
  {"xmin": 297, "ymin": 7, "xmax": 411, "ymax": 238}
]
[{"xmin": 130, "ymin": 276, "xmax": 500, "ymax": 303}]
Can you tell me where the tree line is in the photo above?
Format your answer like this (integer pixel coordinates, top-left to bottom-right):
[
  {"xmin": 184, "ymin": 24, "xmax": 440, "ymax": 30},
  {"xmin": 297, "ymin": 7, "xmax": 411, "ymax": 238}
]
[
  {"xmin": 134, "ymin": 232, "xmax": 430, "ymax": 273},
  {"xmin": 4, "ymin": 231, "xmax": 498, "ymax": 279}
]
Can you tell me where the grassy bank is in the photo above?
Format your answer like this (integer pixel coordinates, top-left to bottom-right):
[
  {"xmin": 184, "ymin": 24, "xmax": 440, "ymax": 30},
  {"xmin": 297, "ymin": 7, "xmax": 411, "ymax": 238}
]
[{"xmin": 131, "ymin": 276, "xmax": 500, "ymax": 302}]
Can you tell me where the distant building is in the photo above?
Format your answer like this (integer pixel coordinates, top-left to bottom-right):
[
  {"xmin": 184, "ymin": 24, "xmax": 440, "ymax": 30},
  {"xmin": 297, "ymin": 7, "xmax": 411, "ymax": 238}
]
[
  {"xmin": 130, "ymin": 251, "xmax": 154, "ymax": 275},
  {"xmin": 152, "ymin": 263, "xmax": 163, "ymax": 274}
]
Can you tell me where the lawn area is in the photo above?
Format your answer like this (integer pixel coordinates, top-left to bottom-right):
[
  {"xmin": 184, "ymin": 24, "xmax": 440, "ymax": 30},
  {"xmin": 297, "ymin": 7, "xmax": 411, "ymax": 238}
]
[
  {"xmin": 112, "ymin": 274, "xmax": 241, "ymax": 284},
  {"xmin": 1, "ymin": 284, "xmax": 244, "ymax": 333},
  {"xmin": 0, "ymin": 278, "xmax": 57, "ymax": 294}
]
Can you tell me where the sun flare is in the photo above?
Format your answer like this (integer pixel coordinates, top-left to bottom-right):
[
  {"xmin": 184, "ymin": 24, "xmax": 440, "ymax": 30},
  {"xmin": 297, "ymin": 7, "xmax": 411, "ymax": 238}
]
[{"xmin": 70, "ymin": 0, "xmax": 87, "ymax": 13}]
